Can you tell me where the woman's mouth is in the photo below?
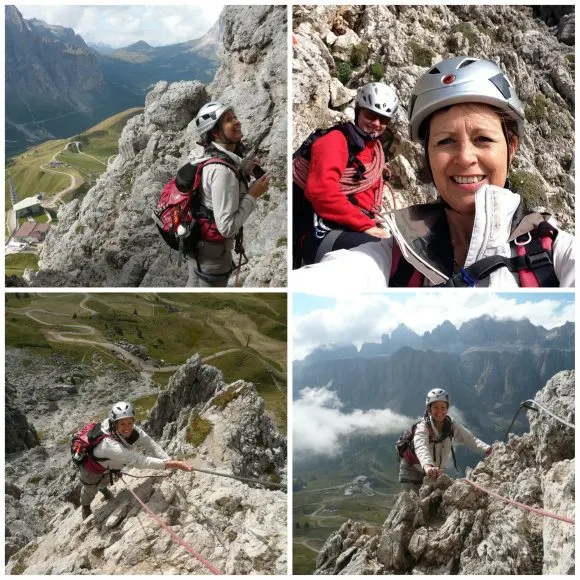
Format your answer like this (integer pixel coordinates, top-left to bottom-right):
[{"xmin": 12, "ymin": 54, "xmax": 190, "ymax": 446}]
[{"xmin": 451, "ymin": 175, "xmax": 485, "ymax": 184}]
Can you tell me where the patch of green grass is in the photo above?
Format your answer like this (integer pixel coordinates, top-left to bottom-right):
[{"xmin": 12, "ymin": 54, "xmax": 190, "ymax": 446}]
[
  {"xmin": 212, "ymin": 385, "xmax": 249, "ymax": 410},
  {"xmin": 132, "ymin": 394, "xmax": 159, "ymax": 422},
  {"xmin": 333, "ymin": 59, "xmax": 353, "ymax": 85},
  {"xmin": 448, "ymin": 22, "xmax": 479, "ymax": 47},
  {"xmin": 27, "ymin": 475, "xmax": 42, "ymax": 484},
  {"xmin": 525, "ymin": 93, "xmax": 552, "ymax": 124},
  {"xmin": 510, "ymin": 170, "xmax": 548, "ymax": 210},
  {"xmin": 293, "ymin": 542, "xmax": 320, "ymax": 575},
  {"xmin": 5, "ymin": 253, "xmax": 39, "ymax": 276},
  {"xmin": 349, "ymin": 44, "xmax": 368, "ymax": 68},
  {"xmin": 276, "ymin": 236, "xmax": 287, "ymax": 248},
  {"xmin": 186, "ymin": 415, "xmax": 213, "ymax": 446},
  {"xmin": 369, "ymin": 62, "xmax": 385, "ymax": 82},
  {"xmin": 408, "ymin": 40, "xmax": 434, "ymax": 67}
]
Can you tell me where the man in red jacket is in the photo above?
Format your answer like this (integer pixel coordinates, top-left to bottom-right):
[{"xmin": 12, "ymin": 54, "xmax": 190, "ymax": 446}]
[{"xmin": 300, "ymin": 82, "xmax": 398, "ymax": 264}]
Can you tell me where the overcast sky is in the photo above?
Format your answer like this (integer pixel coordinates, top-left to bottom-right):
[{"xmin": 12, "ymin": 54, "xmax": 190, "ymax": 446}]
[
  {"xmin": 293, "ymin": 292, "xmax": 575, "ymax": 360},
  {"xmin": 15, "ymin": 4, "xmax": 224, "ymax": 47}
]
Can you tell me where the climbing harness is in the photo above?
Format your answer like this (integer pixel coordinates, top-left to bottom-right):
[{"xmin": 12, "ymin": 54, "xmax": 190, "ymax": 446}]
[
  {"xmin": 462, "ymin": 477, "xmax": 574, "ymax": 525},
  {"xmin": 504, "ymin": 399, "xmax": 575, "ymax": 442},
  {"xmin": 120, "ymin": 476, "xmax": 223, "ymax": 575}
]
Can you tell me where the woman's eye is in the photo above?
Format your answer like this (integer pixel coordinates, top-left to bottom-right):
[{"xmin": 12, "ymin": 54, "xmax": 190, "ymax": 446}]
[
  {"xmin": 436, "ymin": 137, "xmax": 453, "ymax": 146},
  {"xmin": 476, "ymin": 135, "xmax": 493, "ymax": 143}
]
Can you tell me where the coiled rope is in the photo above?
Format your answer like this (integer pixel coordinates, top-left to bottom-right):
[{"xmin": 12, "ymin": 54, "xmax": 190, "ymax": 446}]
[
  {"xmin": 504, "ymin": 399, "xmax": 575, "ymax": 442},
  {"xmin": 120, "ymin": 476, "xmax": 223, "ymax": 575},
  {"xmin": 462, "ymin": 477, "xmax": 574, "ymax": 525}
]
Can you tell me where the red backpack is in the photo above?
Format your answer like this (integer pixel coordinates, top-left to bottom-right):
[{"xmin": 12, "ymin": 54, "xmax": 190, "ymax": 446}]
[
  {"xmin": 71, "ymin": 422, "xmax": 113, "ymax": 474},
  {"xmin": 152, "ymin": 157, "xmax": 237, "ymax": 265}
]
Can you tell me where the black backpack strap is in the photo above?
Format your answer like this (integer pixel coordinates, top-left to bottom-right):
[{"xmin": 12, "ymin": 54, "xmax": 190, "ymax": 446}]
[{"xmin": 440, "ymin": 255, "xmax": 512, "ymax": 287}]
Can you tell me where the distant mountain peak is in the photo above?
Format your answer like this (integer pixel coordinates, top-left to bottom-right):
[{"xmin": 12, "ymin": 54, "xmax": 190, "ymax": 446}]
[{"xmin": 125, "ymin": 40, "xmax": 153, "ymax": 51}]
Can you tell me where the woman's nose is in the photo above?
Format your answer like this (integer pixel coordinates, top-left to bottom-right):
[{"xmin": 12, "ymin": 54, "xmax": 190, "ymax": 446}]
[{"xmin": 454, "ymin": 139, "xmax": 478, "ymax": 165}]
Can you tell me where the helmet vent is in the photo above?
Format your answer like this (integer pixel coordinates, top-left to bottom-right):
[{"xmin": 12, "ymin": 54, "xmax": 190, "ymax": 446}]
[
  {"xmin": 458, "ymin": 58, "xmax": 477, "ymax": 69},
  {"xmin": 428, "ymin": 67, "xmax": 440, "ymax": 74},
  {"xmin": 489, "ymin": 73, "xmax": 512, "ymax": 99}
]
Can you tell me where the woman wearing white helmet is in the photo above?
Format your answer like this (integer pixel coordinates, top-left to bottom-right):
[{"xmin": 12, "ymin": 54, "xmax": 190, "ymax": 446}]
[
  {"xmin": 293, "ymin": 82, "xmax": 399, "ymax": 265},
  {"xmin": 293, "ymin": 56, "xmax": 575, "ymax": 288},
  {"xmin": 77, "ymin": 401, "xmax": 192, "ymax": 520},
  {"xmin": 399, "ymin": 389, "xmax": 492, "ymax": 493},
  {"xmin": 181, "ymin": 100, "xmax": 270, "ymax": 287}
]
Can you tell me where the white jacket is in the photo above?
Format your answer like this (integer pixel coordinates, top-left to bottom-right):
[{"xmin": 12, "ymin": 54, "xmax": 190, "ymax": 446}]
[
  {"xmin": 293, "ymin": 187, "xmax": 575, "ymax": 289},
  {"xmin": 413, "ymin": 417, "xmax": 489, "ymax": 472},
  {"xmin": 198, "ymin": 142, "xmax": 257, "ymax": 241},
  {"xmin": 92, "ymin": 419, "xmax": 170, "ymax": 471}
]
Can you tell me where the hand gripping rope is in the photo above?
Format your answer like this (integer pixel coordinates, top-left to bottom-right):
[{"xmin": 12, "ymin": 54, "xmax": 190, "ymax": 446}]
[
  {"xmin": 120, "ymin": 475, "xmax": 223, "ymax": 575},
  {"xmin": 462, "ymin": 477, "xmax": 574, "ymax": 525}
]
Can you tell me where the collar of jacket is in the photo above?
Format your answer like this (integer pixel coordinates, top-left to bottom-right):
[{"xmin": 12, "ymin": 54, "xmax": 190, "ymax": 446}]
[{"xmin": 384, "ymin": 186, "xmax": 522, "ymax": 285}]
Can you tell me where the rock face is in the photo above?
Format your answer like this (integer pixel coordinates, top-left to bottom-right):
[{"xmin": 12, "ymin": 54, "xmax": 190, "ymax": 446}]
[
  {"xmin": 5, "ymin": 355, "xmax": 287, "ymax": 574},
  {"xmin": 313, "ymin": 370, "xmax": 574, "ymax": 575},
  {"xmin": 5, "ymin": 402, "xmax": 40, "ymax": 454},
  {"xmin": 31, "ymin": 5, "xmax": 287, "ymax": 288},
  {"xmin": 293, "ymin": 5, "xmax": 575, "ymax": 231}
]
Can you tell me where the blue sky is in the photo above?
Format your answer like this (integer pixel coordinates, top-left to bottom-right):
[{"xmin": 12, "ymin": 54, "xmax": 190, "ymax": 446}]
[
  {"xmin": 15, "ymin": 5, "xmax": 224, "ymax": 47},
  {"xmin": 293, "ymin": 292, "xmax": 575, "ymax": 360}
]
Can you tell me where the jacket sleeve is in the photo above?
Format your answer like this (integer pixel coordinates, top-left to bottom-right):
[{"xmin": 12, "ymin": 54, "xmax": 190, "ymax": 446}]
[
  {"xmin": 552, "ymin": 229, "xmax": 575, "ymax": 287},
  {"xmin": 452, "ymin": 422, "xmax": 490, "ymax": 454},
  {"xmin": 305, "ymin": 130, "xmax": 376, "ymax": 231},
  {"xmin": 93, "ymin": 437, "xmax": 166, "ymax": 470},
  {"xmin": 135, "ymin": 428, "xmax": 171, "ymax": 462},
  {"xmin": 203, "ymin": 164, "xmax": 257, "ymax": 238},
  {"xmin": 413, "ymin": 421, "xmax": 435, "ymax": 470}
]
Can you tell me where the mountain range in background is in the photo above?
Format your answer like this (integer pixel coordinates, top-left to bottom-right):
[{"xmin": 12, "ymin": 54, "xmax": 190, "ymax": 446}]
[
  {"xmin": 294, "ymin": 315, "xmax": 574, "ymax": 477},
  {"xmin": 5, "ymin": 5, "xmax": 221, "ymax": 157}
]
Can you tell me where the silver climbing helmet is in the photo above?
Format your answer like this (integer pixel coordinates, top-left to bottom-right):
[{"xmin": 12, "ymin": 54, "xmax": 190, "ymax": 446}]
[
  {"xmin": 408, "ymin": 56, "xmax": 525, "ymax": 142},
  {"xmin": 426, "ymin": 388, "xmax": 449, "ymax": 406},
  {"xmin": 194, "ymin": 101, "xmax": 233, "ymax": 137},
  {"xmin": 110, "ymin": 401, "xmax": 135, "ymax": 423},
  {"xmin": 356, "ymin": 82, "xmax": 399, "ymax": 118}
]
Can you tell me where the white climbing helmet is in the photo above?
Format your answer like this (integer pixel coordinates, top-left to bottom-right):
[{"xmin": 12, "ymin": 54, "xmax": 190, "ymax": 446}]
[
  {"xmin": 356, "ymin": 82, "xmax": 399, "ymax": 118},
  {"xmin": 194, "ymin": 101, "xmax": 233, "ymax": 137},
  {"xmin": 408, "ymin": 56, "xmax": 525, "ymax": 142},
  {"xmin": 110, "ymin": 401, "xmax": 135, "ymax": 423},
  {"xmin": 426, "ymin": 388, "xmax": 449, "ymax": 406}
]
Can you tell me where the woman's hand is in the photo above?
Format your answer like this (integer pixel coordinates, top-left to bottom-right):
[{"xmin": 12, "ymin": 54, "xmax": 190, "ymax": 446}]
[
  {"xmin": 425, "ymin": 465, "xmax": 443, "ymax": 479},
  {"xmin": 164, "ymin": 459, "xmax": 192, "ymax": 472},
  {"xmin": 249, "ymin": 173, "xmax": 271, "ymax": 199},
  {"xmin": 485, "ymin": 446, "xmax": 493, "ymax": 457},
  {"xmin": 363, "ymin": 226, "xmax": 389, "ymax": 238}
]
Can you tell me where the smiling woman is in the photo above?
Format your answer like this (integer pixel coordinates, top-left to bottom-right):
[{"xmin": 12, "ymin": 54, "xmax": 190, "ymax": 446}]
[{"xmin": 293, "ymin": 56, "xmax": 575, "ymax": 289}]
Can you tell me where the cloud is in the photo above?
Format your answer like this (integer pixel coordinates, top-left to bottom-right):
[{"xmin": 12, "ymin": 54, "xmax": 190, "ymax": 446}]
[
  {"xmin": 293, "ymin": 386, "xmax": 415, "ymax": 458},
  {"xmin": 293, "ymin": 293, "xmax": 574, "ymax": 360},
  {"xmin": 15, "ymin": 5, "xmax": 224, "ymax": 47}
]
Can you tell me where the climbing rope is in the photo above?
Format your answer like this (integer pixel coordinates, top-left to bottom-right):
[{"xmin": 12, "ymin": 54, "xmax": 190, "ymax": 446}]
[
  {"xmin": 463, "ymin": 477, "xmax": 574, "ymax": 525},
  {"xmin": 504, "ymin": 399, "xmax": 575, "ymax": 442},
  {"xmin": 121, "ymin": 467, "xmax": 285, "ymax": 490},
  {"xmin": 120, "ymin": 476, "xmax": 223, "ymax": 575}
]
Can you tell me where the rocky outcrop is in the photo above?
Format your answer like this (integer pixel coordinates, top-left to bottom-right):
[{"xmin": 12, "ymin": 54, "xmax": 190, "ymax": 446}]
[
  {"xmin": 31, "ymin": 5, "xmax": 287, "ymax": 287},
  {"xmin": 313, "ymin": 370, "xmax": 575, "ymax": 575},
  {"xmin": 5, "ymin": 403, "xmax": 40, "ymax": 454},
  {"xmin": 5, "ymin": 355, "xmax": 287, "ymax": 574},
  {"xmin": 293, "ymin": 5, "xmax": 575, "ymax": 230}
]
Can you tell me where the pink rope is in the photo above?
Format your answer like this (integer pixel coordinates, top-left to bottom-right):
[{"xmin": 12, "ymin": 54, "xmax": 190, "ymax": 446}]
[
  {"xmin": 463, "ymin": 477, "xmax": 574, "ymax": 525},
  {"xmin": 123, "ymin": 478, "xmax": 223, "ymax": 574}
]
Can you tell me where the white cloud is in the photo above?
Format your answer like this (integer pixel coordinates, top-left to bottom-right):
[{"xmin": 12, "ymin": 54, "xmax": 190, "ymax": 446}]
[
  {"xmin": 293, "ymin": 386, "xmax": 415, "ymax": 458},
  {"xmin": 15, "ymin": 5, "xmax": 224, "ymax": 47},
  {"xmin": 293, "ymin": 293, "xmax": 574, "ymax": 360}
]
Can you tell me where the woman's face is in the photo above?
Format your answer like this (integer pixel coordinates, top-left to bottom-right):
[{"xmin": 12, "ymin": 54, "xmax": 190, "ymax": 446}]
[
  {"xmin": 430, "ymin": 401, "xmax": 448, "ymax": 423},
  {"xmin": 357, "ymin": 108, "xmax": 390, "ymax": 139},
  {"xmin": 116, "ymin": 417, "xmax": 135, "ymax": 438},
  {"xmin": 215, "ymin": 110, "xmax": 243, "ymax": 143},
  {"xmin": 427, "ymin": 103, "xmax": 518, "ymax": 214}
]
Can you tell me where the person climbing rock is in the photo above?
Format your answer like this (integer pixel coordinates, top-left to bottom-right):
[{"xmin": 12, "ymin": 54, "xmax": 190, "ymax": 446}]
[
  {"xmin": 398, "ymin": 388, "xmax": 492, "ymax": 493},
  {"xmin": 184, "ymin": 100, "xmax": 270, "ymax": 287},
  {"xmin": 293, "ymin": 82, "xmax": 399, "ymax": 266},
  {"xmin": 76, "ymin": 401, "xmax": 191, "ymax": 520}
]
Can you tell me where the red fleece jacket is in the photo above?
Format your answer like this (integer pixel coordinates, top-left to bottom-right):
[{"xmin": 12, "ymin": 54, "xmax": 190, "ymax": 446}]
[{"xmin": 304, "ymin": 129, "xmax": 382, "ymax": 231}]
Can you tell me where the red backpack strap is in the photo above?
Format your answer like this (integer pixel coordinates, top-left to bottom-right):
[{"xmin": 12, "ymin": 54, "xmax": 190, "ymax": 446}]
[
  {"xmin": 511, "ymin": 218, "xmax": 559, "ymax": 287},
  {"xmin": 192, "ymin": 157, "xmax": 239, "ymax": 192},
  {"xmin": 389, "ymin": 239, "xmax": 424, "ymax": 287}
]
